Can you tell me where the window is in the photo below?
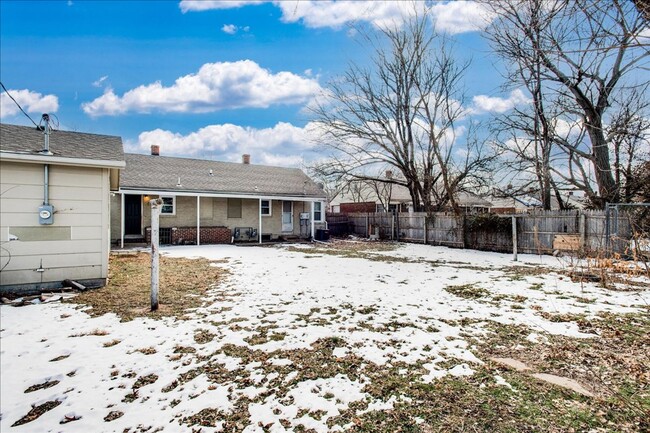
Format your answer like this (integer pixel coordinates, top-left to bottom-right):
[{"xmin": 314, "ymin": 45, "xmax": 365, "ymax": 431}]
[
  {"xmin": 314, "ymin": 201, "xmax": 323, "ymax": 222},
  {"xmin": 228, "ymin": 198, "xmax": 242, "ymax": 218},
  {"xmin": 376, "ymin": 204, "xmax": 386, "ymax": 213},
  {"xmin": 261, "ymin": 200, "xmax": 272, "ymax": 216},
  {"xmin": 161, "ymin": 196, "xmax": 175, "ymax": 215}
]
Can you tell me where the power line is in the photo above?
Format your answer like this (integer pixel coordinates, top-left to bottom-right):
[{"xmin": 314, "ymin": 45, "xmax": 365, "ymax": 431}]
[{"xmin": 0, "ymin": 81, "xmax": 39, "ymax": 127}]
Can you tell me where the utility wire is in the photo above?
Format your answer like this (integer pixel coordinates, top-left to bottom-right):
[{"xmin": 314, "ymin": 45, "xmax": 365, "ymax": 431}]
[{"xmin": 0, "ymin": 81, "xmax": 39, "ymax": 127}]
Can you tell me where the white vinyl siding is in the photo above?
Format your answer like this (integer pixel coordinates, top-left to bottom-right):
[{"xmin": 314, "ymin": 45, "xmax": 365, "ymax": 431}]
[{"xmin": 0, "ymin": 161, "xmax": 110, "ymax": 287}]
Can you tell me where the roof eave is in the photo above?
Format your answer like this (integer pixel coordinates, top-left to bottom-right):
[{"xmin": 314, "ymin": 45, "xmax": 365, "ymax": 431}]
[
  {"xmin": 0, "ymin": 151, "xmax": 126, "ymax": 169},
  {"xmin": 118, "ymin": 187, "xmax": 326, "ymax": 201}
]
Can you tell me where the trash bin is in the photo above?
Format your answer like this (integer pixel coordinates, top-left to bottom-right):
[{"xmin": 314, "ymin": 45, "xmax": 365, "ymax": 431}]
[{"xmin": 315, "ymin": 229, "xmax": 330, "ymax": 241}]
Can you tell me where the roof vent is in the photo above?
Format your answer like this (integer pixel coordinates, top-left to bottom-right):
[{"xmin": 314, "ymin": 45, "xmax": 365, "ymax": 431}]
[
  {"xmin": 151, "ymin": 145, "xmax": 160, "ymax": 156},
  {"xmin": 242, "ymin": 154, "xmax": 250, "ymax": 164}
]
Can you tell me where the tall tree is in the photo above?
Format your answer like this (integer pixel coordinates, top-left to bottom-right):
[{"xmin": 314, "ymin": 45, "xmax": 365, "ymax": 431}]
[
  {"xmin": 312, "ymin": 13, "xmax": 495, "ymax": 214},
  {"xmin": 483, "ymin": 0, "xmax": 649, "ymax": 208}
]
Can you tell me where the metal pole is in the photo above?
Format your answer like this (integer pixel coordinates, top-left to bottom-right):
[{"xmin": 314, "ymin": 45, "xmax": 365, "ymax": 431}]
[
  {"xmin": 120, "ymin": 193, "xmax": 125, "ymax": 249},
  {"xmin": 512, "ymin": 215, "xmax": 518, "ymax": 261},
  {"xmin": 259, "ymin": 198, "xmax": 262, "ymax": 244},
  {"xmin": 311, "ymin": 201, "xmax": 315, "ymax": 241},
  {"xmin": 196, "ymin": 195, "xmax": 201, "ymax": 246},
  {"xmin": 150, "ymin": 198, "xmax": 162, "ymax": 311}
]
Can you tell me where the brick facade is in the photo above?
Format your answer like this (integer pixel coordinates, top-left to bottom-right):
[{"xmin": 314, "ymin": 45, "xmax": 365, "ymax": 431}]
[
  {"xmin": 145, "ymin": 226, "xmax": 231, "ymax": 245},
  {"xmin": 340, "ymin": 202, "xmax": 377, "ymax": 213}
]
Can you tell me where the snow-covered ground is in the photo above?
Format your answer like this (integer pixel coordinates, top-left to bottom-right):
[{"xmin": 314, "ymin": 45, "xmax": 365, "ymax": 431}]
[{"xmin": 1, "ymin": 243, "xmax": 648, "ymax": 432}]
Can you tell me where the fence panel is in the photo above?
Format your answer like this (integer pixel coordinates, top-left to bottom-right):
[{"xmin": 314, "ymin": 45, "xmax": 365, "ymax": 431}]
[
  {"xmin": 426, "ymin": 213, "xmax": 463, "ymax": 247},
  {"xmin": 328, "ymin": 209, "xmax": 636, "ymax": 256}
]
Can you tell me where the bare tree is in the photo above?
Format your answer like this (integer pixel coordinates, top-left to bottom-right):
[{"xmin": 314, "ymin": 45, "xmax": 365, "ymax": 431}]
[
  {"xmin": 312, "ymin": 13, "xmax": 495, "ymax": 214},
  {"xmin": 483, "ymin": 0, "xmax": 649, "ymax": 208}
]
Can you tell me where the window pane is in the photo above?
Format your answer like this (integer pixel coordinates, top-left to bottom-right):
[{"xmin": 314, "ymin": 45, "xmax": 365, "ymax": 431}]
[
  {"xmin": 261, "ymin": 200, "xmax": 271, "ymax": 215},
  {"xmin": 314, "ymin": 202, "xmax": 322, "ymax": 221},
  {"xmin": 161, "ymin": 197, "xmax": 174, "ymax": 214},
  {"xmin": 228, "ymin": 198, "xmax": 242, "ymax": 218}
]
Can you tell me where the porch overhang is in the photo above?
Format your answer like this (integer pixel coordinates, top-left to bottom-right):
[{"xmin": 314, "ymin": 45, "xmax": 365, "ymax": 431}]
[{"xmin": 116, "ymin": 189, "xmax": 326, "ymax": 248}]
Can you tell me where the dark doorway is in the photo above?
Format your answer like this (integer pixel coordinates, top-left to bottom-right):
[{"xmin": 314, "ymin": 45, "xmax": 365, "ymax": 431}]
[{"xmin": 124, "ymin": 194, "xmax": 142, "ymax": 236}]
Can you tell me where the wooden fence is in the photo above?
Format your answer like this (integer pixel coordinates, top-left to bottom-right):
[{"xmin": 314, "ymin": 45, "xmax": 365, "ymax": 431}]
[{"xmin": 328, "ymin": 210, "xmax": 637, "ymax": 255}]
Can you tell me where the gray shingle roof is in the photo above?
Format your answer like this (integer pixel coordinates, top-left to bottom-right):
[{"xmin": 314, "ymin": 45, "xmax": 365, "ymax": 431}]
[
  {"xmin": 121, "ymin": 153, "xmax": 326, "ymax": 198},
  {"xmin": 0, "ymin": 123, "xmax": 124, "ymax": 163}
]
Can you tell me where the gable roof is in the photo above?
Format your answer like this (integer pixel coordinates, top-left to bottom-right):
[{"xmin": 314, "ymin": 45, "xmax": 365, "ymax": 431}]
[
  {"xmin": 0, "ymin": 123, "xmax": 124, "ymax": 166},
  {"xmin": 121, "ymin": 153, "xmax": 326, "ymax": 199}
]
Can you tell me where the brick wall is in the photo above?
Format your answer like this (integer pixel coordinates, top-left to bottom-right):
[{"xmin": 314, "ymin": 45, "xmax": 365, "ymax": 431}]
[
  {"xmin": 340, "ymin": 202, "xmax": 377, "ymax": 213},
  {"xmin": 145, "ymin": 226, "xmax": 231, "ymax": 245}
]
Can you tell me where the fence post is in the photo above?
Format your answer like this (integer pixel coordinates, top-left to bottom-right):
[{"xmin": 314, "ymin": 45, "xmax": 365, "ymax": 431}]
[
  {"xmin": 605, "ymin": 204, "xmax": 610, "ymax": 257},
  {"xmin": 461, "ymin": 214, "xmax": 467, "ymax": 249},
  {"xmin": 512, "ymin": 215, "xmax": 518, "ymax": 262},
  {"xmin": 579, "ymin": 212, "xmax": 586, "ymax": 253},
  {"xmin": 391, "ymin": 213, "xmax": 395, "ymax": 240},
  {"xmin": 365, "ymin": 213, "xmax": 369, "ymax": 238},
  {"xmin": 423, "ymin": 215, "xmax": 427, "ymax": 244},
  {"xmin": 150, "ymin": 198, "xmax": 163, "ymax": 311},
  {"xmin": 395, "ymin": 211, "xmax": 399, "ymax": 242}
]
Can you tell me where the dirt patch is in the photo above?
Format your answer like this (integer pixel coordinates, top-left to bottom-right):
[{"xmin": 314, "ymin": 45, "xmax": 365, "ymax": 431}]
[
  {"xmin": 444, "ymin": 283, "xmax": 489, "ymax": 299},
  {"xmin": 24, "ymin": 379, "xmax": 60, "ymax": 393},
  {"xmin": 11, "ymin": 400, "xmax": 62, "ymax": 427},
  {"xmin": 67, "ymin": 252, "xmax": 228, "ymax": 321}
]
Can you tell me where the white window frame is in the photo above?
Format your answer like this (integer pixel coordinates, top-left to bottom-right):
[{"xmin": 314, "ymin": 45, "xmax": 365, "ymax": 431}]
[
  {"xmin": 160, "ymin": 196, "xmax": 176, "ymax": 216},
  {"xmin": 313, "ymin": 201, "xmax": 323, "ymax": 222},
  {"xmin": 261, "ymin": 199, "xmax": 272, "ymax": 217}
]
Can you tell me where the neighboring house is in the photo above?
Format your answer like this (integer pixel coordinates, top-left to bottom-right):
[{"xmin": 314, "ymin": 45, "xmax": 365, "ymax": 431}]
[
  {"xmin": 488, "ymin": 192, "xmax": 586, "ymax": 213},
  {"xmin": 330, "ymin": 180, "xmax": 492, "ymax": 214},
  {"xmin": 0, "ymin": 123, "xmax": 125, "ymax": 295},
  {"xmin": 111, "ymin": 147, "xmax": 327, "ymax": 246}
]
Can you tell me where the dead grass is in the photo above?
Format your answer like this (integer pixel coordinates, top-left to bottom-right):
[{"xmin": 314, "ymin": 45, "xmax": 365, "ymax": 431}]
[
  {"xmin": 11, "ymin": 400, "xmax": 62, "ymax": 427},
  {"xmin": 67, "ymin": 252, "xmax": 227, "ymax": 321}
]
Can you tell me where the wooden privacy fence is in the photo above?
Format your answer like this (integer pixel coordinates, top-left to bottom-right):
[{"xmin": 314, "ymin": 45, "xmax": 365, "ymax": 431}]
[{"xmin": 331, "ymin": 210, "xmax": 636, "ymax": 255}]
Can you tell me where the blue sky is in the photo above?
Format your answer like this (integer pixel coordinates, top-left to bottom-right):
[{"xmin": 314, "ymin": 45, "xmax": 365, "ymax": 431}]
[{"xmin": 1, "ymin": 1, "xmax": 515, "ymax": 167}]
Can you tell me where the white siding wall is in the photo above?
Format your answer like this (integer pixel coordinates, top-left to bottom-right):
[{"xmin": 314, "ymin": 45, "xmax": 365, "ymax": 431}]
[{"xmin": 0, "ymin": 160, "xmax": 110, "ymax": 287}]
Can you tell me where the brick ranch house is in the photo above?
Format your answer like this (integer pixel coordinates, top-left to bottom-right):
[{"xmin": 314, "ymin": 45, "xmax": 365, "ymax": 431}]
[{"xmin": 111, "ymin": 147, "xmax": 327, "ymax": 247}]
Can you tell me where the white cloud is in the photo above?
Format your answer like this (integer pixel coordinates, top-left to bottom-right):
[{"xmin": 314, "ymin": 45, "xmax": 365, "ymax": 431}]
[
  {"xmin": 470, "ymin": 89, "xmax": 530, "ymax": 114},
  {"xmin": 92, "ymin": 75, "xmax": 109, "ymax": 88},
  {"xmin": 0, "ymin": 88, "xmax": 59, "ymax": 119},
  {"xmin": 180, "ymin": 1, "xmax": 495, "ymax": 34},
  {"xmin": 81, "ymin": 60, "xmax": 322, "ymax": 116},
  {"xmin": 180, "ymin": 0, "xmax": 263, "ymax": 13},
  {"xmin": 222, "ymin": 24, "xmax": 238, "ymax": 34},
  {"xmin": 130, "ymin": 122, "xmax": 321, "ymax": 167},
  {"xmin": 429, "ymin": 1, "xmax": 494, "ymax": 34}
]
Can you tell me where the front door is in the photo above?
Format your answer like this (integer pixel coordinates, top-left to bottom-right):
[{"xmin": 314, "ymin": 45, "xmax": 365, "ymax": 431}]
[
  {"xmin": 125, "ymin": 194, "xmax": 142, "ymax": 236},
  {"xmin": 282, "ymin": 201, "xmax": 293, "ymax": 232}
]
